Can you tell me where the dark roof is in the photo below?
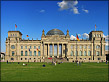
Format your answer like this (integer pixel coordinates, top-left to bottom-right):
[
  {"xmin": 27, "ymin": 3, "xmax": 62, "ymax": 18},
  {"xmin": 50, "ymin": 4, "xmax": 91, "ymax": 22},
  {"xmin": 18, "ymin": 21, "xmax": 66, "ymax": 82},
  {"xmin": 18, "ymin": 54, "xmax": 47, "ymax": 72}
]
[
  {"xmin": 8, "ymin": 31, "xmax": 23, "ymax": 35},
  {"xmin": 46, "ymin": 29, "xmax": 65, "ymax": 35}
]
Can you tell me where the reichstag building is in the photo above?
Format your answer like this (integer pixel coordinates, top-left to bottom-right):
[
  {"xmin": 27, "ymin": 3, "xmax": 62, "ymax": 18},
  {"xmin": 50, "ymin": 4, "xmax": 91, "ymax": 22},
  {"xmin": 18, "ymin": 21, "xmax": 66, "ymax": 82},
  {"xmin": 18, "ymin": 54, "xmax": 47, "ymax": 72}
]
[{"xmin": 5, "ymin": 29, "xmax": 106, "ymax": 62}]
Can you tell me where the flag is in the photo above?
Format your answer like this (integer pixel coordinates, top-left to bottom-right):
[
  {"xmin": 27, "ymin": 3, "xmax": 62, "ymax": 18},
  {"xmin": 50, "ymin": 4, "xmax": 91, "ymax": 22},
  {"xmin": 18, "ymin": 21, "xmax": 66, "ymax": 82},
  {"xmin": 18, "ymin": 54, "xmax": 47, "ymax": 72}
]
[
  {"xmin": 95, "ymin": 24, "xmax": 96, "ymax": 28},
  {"xmin": 15, "ymin": 24, "xmax": 17, "ymax": 28},
  {"xmin": 48, "ymin": 58, "xmax": 52, "ymax": 59},
  {"xmin": 37, "ymin": 48, "xmax": 39, "ymax": 51},
  {"xmin": 26, "ymin": 35, "xmax": 29, "ymax": 37},
  {"xmin": 76, "ymin": 34, "xmax": 80, "ymax": 41}
]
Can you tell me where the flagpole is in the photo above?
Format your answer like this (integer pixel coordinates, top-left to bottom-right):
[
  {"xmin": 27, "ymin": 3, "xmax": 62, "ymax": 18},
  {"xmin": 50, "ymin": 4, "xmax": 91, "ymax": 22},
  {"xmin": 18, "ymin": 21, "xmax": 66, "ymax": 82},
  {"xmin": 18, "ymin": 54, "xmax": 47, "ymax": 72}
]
[{"xmin": 76, "ymin": 39, "xmax": 77, "ymax": 60}]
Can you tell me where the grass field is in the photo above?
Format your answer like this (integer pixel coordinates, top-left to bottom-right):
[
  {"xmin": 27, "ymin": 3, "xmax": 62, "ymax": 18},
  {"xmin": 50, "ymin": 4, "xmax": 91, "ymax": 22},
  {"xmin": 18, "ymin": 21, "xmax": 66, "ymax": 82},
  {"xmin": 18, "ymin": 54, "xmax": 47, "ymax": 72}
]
[{"xmin": 1, "ymin": 62, "xmax": 109, "ymax": 81}]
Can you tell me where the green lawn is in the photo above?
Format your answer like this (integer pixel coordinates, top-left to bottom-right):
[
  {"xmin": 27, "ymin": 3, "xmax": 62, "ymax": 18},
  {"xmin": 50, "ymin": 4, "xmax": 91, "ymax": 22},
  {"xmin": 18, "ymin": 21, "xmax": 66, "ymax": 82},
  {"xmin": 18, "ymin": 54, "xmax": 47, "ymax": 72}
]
[{"xmin": 1, "ymin": 62, "xmax": 109, "ymax": 81}]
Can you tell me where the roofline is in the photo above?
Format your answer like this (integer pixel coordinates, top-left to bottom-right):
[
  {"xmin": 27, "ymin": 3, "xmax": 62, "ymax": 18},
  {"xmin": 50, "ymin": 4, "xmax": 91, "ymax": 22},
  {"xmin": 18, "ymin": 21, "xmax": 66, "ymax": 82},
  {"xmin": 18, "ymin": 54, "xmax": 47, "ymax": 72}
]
[{"xmin": 8, "ymin": 31, "xmax": 23, "ymax": 35}]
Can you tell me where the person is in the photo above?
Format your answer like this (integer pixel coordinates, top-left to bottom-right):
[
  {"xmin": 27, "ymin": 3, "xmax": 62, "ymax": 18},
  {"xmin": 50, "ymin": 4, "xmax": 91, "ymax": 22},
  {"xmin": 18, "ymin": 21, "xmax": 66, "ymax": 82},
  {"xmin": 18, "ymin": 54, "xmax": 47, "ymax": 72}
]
[
  {"xmin": 43, "ymin": 64, "xmax": 45, "ymax": 67},
  {"xmin": 106, "ymin": 60, "xmax": 107, "ymax": 64},
  {"xmin": 6, "ymin": 60, "xmax": 8, "ymax": 64},
  {"xmin": 23, "ymin": 63, "xmax": 25, "ymax": 66},
  {"xmin": 28, "ymin": 60, "xmax": 29, "ymax": 63},
  {"xmin": 18, "ymin": 62, "xmax": 20, "ymax": 64}
]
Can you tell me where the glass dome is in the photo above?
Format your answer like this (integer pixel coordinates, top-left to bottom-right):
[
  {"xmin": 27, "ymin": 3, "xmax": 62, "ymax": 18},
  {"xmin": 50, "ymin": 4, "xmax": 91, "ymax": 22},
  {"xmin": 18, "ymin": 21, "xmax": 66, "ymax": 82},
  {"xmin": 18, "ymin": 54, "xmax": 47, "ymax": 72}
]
[{"xmin": 46, "ymin": 29, "xmax": 65, "ymax": 35}]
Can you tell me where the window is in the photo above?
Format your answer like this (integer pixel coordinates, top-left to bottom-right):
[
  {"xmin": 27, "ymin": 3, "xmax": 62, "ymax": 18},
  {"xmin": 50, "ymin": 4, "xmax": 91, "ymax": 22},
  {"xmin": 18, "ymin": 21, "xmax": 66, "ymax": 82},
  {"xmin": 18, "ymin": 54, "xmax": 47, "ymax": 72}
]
[
  {"xmin": 80, "ymin": 46, "xmax": 82, "ymax": 49},
  {"xmin": 25, "ymin": 58, "xmax": 27, "ymax": 60},
  {"xmin": 21, "ymin": 51, "xmax": 23, "ymax": 56},
  {"xmin": 84, "ymin": 51, "xmax": 86, "ymax": 56},
  {"xmin": 38, "ymin": 51, "xmax": 40, "ymax": 56},
  {"xmin": 11, "ymin": 45, "xmax": 15, "ymax": 49},
  {"xmin": 75, "ymin": 51, "xmax": 78, "ymax": 56},
  {"xmin": 11, "ymin": 58, "xmax": 14, "ymax": 60},
  {"xmin": 11, "ymin": 34, "xmax": 12, "ymax": 37},
  {"xmin": 71, "ymin": 51, "xmax": 73, "ymax": 56},
  {"xmin": 25, "ymin": 46, "xmax": 27, "ymax": 49},
  {"xmin": 84, "ymin": 46, "xmax": 86, "ymax": 49},
  {"xmin": 21, "ymin": 58, "xmax": 23, "ymax": 60},
  {"xmin": 97, "ymin": 34, "xmax": 99, "ymax": 37},
  {"xmin": 79, "ymin": 51, "xmax": 82, "ymax": 56},
  {"xmin": 96, "ymin": 45, "xmax": 100, "ymax": 49},
  {"xmin": 21, "ymin": 46, "xmax": 23, "ymax": 49},
  {"xmin": 38, "ymin": 46, "xmax": 40, "ymax": 49},
  {"xmin": 88, "ymin": 45, "xmax": 90, "ymax": 49},
  {"xmin": 12, "ymin": 51, "xmax": 14, "ymax": 56},
  {"xmin": 29, "ymin": 51, "xmax": 32, "ymax": 56},
  {"xmin": 30, "ymin": 46, "xmax": 32, "ymax": 49},
  {"xmin": 13, "ymin": 34, "xmax": 14, "ymax": 37},
  {"xmin": 96, "ymin": 51, "xmax": 99, "ymax": 56},
  {"xmin": 71, "ymin": 45, "xmax": 73, "ymax": 49},
  {"xmin": 88, "ymin": 51, "xmax": 91, "ymax": 56},
  {"xmin": 15, "ymin": 34, "xmax": 17, "ymax": 37},
  {"xmin": 34, "ymin": 58, "xmax": 36, "ymax": 59},
  {"xmin": 25, "ymin": 51, "xmax": 27, "ymax": 56},
  {"xmin": 34, "ymin": 51, "xmax": 36, "ymax": 56},
  {"xmin": 98, "ymin": 58, "xmax": 101, "ymax": 60},
  {"xmin": 34, "ymin": 46, "xmax": 36, "ymax": 49}
]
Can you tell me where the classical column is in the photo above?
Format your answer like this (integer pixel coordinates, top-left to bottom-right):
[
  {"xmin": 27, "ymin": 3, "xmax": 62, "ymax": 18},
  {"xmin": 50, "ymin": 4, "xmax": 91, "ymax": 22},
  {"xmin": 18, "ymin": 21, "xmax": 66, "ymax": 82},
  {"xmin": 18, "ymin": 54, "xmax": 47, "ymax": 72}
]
[
  {"xmin": 48, "ymin": 44, "xmax": 49, "ymax": 57},
  {"xmin": 82, "ymin": 45, "xmax": 84, "ymax": 56},
  {"xmin": 57, "ymin": 43, "xmax": 59, "ymax": 57},
  {"xmin": 52, "ymin": 43, "xmax": 54, "ymax": 57},
  {"xmin": 62, "ymin": 44, "xmax": 63, "ymax": 57},
  {"xmin": 91, "ymin": 43, "xmax": 93, "ymax": 60},
  {"xmin": 86, "ymin": 45, "xmax": 88, "ymax": 56}
]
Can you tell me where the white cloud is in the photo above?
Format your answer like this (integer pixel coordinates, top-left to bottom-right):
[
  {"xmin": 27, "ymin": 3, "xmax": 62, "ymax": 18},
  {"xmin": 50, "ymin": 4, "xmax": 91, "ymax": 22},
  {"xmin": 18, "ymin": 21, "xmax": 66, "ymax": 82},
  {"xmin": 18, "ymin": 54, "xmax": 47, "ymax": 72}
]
[
  {"xmin": 106, "ymin": 41, "xmax": 108, "ymax": 46},
  {"xmin": 82, "ymin": 8, "xmax": 89, "ymax": 13},
  {"xmin": 57, "ymin": 0, "xmax": 79, "ymax": 14},
  {"xmin": 82, "ymin": 33, "xmax": 89, "ymax": 38},
  {"xmin": 40, "ymin": 10, "xmax": 45, "ymax": 13},
  {"xmin": 78, "ymin": 34, "xmax": 81, "ymax": 37},
  {"xmin": 103, "ymin": 34, "xmax": 109, "ymax": 40},
  {"xmin": 70, "ymin": 35, "xmax": 76, "ymax": 40}
]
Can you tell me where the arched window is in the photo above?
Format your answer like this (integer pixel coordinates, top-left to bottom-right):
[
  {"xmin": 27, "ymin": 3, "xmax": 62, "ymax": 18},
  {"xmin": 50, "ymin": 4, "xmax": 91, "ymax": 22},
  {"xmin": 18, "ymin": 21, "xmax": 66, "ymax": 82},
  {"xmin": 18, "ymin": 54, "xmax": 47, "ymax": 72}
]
[
  {"xmin": 34, "ymin": 51, "xmax": 36, "ymax": 56},
  {"xmin": 13, "ymin": 34, "xmax": 14, "ymax": 37},
  {"xmin": 88, "ymin": 45, "xmax": 90, "ymax": 49},
  {"xmin": 71, "ymin": 51, "xmax": 73, "ymax": 56},
  {"xmin": 29, "ymin": 51, "xmax": 32, "ymax": 56},
  {"xmin": 80, "ymin": 46, "xmax": 82, "ymax": 49},
  {"xmin": 84, "ymin": 51, "xmax": 86, "ymax": 56},
  {"xmin": 11, "ymin": 34, "xmax": 12, "ymax": 37},
  {"xmin": 25, "ymin": 51, "xmax": 27, "ymax": 56},
  {"xmin": 75, "ymin": 51, "xmax": 78, "ymax": 56},
  {"xmin": 15, "ymin": 34, "xmax": 17, "ymax": 37},
  {"xmin": 97, "ymin": 34, "xmax": 99, "ymax": 37},
  {"xmin": 11, "ymin": 45, "xmax": 15, "ymax": 49},
  {"xmin": 12, "ymin": 51, "xmax": 14, "ymax": 56},
  {"xmin": 79, "ymin": 51, "xmax": 82, "ymax": 56},
  {"xmin": 21, "ymin": 51, "xmax": 23, "ymax": 56},
  {"xmin": 96, "ymin": 51, "xmax": 99, "ymax": 56},
  {"xmin": 96, "ymin": 45, "xmax": 100, "ymax": 49},
  {"xmin": 88, "ymin": 51, "xmax": 91, "ymax": 56}
]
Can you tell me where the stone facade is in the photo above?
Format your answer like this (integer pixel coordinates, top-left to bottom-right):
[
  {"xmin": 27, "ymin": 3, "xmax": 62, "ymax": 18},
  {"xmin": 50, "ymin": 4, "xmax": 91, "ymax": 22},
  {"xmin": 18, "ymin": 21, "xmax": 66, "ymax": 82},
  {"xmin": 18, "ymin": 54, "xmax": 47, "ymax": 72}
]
[{"xmin": 5, "ymin": 29, "xmax": 106, "ymax": 62}]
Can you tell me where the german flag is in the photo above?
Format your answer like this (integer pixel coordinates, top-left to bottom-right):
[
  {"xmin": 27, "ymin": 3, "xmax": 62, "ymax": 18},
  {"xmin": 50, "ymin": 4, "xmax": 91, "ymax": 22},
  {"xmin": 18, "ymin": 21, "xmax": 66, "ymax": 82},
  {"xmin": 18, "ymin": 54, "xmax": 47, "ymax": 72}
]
[
  {"xmin": 15, "ymin": 24, "xmax": 17, "ymax": 28},
  {"xmin": 76, "ymin": 34, "xmax": 80, "ymax": 41},
  {"xmin": 26, "ymin": 35, "xmax": 29, "ymax": 37},
  {"xmin": 37, "ymin": 48, "xmax": 39, "ymax": 51}
]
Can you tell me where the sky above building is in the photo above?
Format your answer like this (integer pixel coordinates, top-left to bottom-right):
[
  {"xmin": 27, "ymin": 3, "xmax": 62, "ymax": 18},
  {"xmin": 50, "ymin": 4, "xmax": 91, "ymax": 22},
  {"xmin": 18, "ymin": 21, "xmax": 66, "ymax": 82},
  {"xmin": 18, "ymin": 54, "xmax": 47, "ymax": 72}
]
[{"xmin": 1, "ymin": 0, "xmax": 108, "ymax": 52}]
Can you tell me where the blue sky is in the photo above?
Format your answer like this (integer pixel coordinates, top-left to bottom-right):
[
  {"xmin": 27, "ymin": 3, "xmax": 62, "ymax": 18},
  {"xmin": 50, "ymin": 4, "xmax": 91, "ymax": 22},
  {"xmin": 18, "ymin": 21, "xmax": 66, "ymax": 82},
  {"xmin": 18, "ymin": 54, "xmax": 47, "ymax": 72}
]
[{"xmin": 1, "ymin": 0, "xmax": 108, "ymax": 52}]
